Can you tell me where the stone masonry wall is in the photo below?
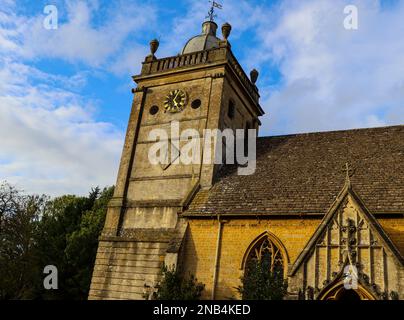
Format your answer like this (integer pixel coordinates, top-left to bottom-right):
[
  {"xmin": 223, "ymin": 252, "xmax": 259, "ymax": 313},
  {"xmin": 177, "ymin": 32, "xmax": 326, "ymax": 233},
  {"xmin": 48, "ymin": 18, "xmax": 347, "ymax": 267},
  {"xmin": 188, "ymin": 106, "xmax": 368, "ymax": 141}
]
[
  {"xmin": 89, "ymin": 239, "xmax": 167, "ymax": 300},
  {"xmin": 181, "ymin": 217, "xmax": 321, "ymax": 300},
  {"xmin": 181, "ymin": 215, "xmax": 404, "ymax": 300}
]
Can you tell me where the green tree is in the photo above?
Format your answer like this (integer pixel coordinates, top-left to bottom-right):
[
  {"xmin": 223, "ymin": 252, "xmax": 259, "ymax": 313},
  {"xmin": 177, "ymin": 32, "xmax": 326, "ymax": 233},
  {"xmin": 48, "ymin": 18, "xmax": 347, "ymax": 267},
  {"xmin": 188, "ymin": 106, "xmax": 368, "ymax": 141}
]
[
  {"xmin": 152, "ymin": 265, "xmax": 205, "ymax": 300},
  {"xmin": 0, "ymin": 182, "xmax": 114, "ymax": 300},
  {"xmin": 0, "ymin": 182, "xmax": 47, "ymax": 299},
  {"xmin": 33, "ymin": 186, "xmax": 114, "ymax": 300},
  {"xmin": 65, "ymin": 186, "xmax": 113, "ymax": 298},
  {"xmin": 237, "ymin": 260, "xmax": 288, "ymax": 300}
]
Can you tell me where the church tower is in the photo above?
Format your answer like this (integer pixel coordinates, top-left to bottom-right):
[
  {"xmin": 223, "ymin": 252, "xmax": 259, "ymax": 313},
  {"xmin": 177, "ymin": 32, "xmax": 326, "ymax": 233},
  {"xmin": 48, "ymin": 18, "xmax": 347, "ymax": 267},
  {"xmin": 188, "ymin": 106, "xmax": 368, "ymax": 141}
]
[{"xmin": 89, "ymin": 17, "xmax": 264, "ymax": 300}]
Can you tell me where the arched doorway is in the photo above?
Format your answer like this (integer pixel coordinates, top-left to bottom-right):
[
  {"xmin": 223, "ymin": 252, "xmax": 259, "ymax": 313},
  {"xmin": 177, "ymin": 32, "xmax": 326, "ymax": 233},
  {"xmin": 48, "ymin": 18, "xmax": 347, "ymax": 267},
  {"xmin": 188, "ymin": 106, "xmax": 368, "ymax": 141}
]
[
  {"xmin": 318, "ymin": 281, "xmax": 376, "ymax": 300},
  {"xmin": 337, "ymin": 289, "xmax": 361, "ymax": 301}
]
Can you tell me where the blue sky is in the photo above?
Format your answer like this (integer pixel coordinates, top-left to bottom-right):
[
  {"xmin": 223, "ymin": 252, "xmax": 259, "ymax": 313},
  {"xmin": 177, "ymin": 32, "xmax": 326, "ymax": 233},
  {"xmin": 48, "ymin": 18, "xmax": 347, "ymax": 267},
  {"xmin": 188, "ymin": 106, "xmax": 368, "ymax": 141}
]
[{"xmin": 1, "ymin": 0, "xmax": 403, "ymax": 196}]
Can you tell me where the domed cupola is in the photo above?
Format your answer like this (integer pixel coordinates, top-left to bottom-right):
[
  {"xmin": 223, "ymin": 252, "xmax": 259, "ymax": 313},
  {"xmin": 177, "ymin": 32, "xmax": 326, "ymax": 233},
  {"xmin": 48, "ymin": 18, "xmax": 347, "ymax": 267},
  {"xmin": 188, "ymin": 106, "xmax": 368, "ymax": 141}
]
[{"xmin": 181, "ymin": 21, "xmax": 221, "ymax": 54}]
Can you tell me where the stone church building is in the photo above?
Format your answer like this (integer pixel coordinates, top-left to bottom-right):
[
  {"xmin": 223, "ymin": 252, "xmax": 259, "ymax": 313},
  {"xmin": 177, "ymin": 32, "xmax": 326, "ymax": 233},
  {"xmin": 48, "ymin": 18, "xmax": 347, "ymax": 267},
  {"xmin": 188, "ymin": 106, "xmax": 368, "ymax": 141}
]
[{"xmin": 89, "ymin": 19, "xmax": 404, "ymax": 300}]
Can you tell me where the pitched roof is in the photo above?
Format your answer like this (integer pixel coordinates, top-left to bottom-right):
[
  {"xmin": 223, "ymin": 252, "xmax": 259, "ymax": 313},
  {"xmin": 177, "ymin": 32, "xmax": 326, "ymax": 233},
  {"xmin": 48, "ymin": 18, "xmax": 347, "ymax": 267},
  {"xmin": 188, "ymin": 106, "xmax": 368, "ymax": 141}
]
[{"xmin": 185, "ymin": 125, "xmax": 404, "ymax": 216}]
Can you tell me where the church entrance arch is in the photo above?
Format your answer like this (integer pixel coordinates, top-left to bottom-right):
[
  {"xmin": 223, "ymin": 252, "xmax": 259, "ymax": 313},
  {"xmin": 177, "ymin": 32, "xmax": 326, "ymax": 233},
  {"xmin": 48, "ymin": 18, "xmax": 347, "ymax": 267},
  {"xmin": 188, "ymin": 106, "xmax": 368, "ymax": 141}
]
[{"xmin": 318, "ymin": 281, "xmax": 376, "ymax": 300}]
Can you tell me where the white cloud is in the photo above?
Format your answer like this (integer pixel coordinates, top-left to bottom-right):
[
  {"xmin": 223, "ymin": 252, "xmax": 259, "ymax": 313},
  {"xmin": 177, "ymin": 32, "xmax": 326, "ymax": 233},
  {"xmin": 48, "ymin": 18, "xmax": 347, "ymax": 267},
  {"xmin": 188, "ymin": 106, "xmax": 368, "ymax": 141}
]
[
  {"xmin": 251, "ymin": 0, "xmax": 404, "ymax": 135},
  {"xmin": 110, "ymin": 47, "xmax": 148, "ymax": 76},
  {"xmin": 1, "ymin": 0, "xmax": 404, "ymax": 197},
  {"xmin": 0, "ymin": 1, "xmax": 151, "ymax": 196},
  {"xmin": 14, "ymin": 1, "xmax": 156, "ymax": 67},
  {"xmin": 0, "ymin": 56, "xmax": 124, "ymax": 196}
]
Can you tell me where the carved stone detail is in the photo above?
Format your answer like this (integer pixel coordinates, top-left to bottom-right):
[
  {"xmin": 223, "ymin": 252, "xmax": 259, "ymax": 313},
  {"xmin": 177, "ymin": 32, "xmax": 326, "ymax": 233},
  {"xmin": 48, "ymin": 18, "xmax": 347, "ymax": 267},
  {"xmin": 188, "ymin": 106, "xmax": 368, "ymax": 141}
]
[{"xmin": 292, "ymin": 192, "xmax": 402, "ymax": 300}]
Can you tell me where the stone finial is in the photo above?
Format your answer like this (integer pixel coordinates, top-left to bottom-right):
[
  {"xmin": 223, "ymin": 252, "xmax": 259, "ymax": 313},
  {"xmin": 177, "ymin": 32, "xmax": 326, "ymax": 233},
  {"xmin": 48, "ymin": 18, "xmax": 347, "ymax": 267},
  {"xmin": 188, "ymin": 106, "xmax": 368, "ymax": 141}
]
[
  {"xmin": 221, "ymin": 22, "xmax": 232, "ymax": 40},
  {"xmin": 149, "ymin": 39, "xmax": 159, "ymax": 56},
  {"xmin": 250, "ymin": 69, "xmax": 259, "ymax": 84}
]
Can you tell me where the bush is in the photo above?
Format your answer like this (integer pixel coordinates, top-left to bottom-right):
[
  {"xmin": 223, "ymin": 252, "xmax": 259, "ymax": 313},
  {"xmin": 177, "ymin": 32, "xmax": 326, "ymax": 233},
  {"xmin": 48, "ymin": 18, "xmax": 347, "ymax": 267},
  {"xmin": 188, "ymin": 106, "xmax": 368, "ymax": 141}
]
[
  {"xmin": 152, "ymin": 265, "xmax": 205, "ymax": 300},
  {"xmin": 237, "ymin": 260, "xmax": 288, "ymax": 300}
]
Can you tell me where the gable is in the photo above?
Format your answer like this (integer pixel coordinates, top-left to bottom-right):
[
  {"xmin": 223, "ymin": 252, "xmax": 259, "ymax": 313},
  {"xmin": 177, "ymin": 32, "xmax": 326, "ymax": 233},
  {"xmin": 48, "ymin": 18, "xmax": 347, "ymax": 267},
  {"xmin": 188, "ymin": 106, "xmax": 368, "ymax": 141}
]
[{"xmin": 289, "ymin": 185, "xmax": 404, "ymax": 300}]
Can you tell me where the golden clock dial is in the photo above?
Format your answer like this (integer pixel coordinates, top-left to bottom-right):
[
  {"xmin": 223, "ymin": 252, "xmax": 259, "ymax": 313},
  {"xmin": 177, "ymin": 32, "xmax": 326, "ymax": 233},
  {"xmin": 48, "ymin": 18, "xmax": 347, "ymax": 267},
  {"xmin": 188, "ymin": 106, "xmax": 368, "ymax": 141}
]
[{"xmin": 164, "ymin": 89, "xmax": 187, "ymax": 113}]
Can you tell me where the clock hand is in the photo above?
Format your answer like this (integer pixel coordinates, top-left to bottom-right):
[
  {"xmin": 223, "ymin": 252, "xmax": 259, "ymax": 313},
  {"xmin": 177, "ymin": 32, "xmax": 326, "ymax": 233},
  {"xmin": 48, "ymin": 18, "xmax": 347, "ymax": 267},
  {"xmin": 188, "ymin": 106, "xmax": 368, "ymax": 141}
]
[
  {"xmin": 173, "ymin": 90, "xmax": 180, "ymax": 102},
  {"xmin": 173, "ymin": 91, "xmax": 182, "ymax": 108}
]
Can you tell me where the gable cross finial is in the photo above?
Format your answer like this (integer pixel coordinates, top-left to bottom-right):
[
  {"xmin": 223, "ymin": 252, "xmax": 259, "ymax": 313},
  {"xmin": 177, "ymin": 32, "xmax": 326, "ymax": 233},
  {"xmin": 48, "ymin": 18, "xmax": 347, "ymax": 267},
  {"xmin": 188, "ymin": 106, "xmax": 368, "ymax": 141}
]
[{"xmin": 207, "ymin": 1, "xmax": 223, "ymax": 22}]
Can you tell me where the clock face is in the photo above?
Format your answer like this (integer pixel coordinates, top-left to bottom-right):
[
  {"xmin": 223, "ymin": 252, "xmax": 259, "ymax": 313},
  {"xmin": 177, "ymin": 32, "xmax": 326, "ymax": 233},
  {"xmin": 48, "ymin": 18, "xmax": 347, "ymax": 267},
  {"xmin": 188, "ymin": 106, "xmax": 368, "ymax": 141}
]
[{"xmin": 164, "ymin": 89, "xmax": 187, "ymax": 113}]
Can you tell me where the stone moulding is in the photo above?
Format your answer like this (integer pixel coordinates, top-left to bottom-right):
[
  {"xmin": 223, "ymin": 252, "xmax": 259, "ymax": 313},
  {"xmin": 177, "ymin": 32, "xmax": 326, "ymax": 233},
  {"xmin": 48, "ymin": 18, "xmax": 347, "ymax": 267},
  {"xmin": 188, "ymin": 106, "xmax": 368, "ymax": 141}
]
[{"xmin": 135, "ymin": 46, "xmax": 262, "ymax": 112}]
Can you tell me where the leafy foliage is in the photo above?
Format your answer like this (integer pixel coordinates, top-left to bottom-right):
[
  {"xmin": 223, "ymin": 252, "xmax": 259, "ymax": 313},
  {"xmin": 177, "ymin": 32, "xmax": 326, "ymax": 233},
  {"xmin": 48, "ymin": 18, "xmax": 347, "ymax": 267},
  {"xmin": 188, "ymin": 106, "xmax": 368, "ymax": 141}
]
[
  {"xmin": 237, "ymin": 260, "xmax": 288, "ymax": 300},
  {"xmin": 0, "ymin": 182, "xmax": 47, "ymax": 299},
  {"xmin": 0, "ymin": 181, "xmax": 114, "ymax": 300},
  {"xmin": 152, "ymin": 265, "xmax": 205, "ymax": 300}
]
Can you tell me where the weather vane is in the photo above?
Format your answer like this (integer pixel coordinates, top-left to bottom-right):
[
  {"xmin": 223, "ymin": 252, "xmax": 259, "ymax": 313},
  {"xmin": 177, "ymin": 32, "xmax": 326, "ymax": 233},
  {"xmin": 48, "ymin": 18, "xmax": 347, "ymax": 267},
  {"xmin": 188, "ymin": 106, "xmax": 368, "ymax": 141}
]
[{"xmin": 206, "ymin": 1, "xmax": 223, "ymax": 22}]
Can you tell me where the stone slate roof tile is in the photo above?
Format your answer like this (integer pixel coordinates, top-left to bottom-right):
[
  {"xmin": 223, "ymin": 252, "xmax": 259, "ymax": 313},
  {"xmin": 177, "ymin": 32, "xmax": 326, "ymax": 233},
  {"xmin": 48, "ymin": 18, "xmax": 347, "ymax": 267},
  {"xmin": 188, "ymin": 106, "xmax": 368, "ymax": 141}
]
[{"xmin": 185, "ymin": 125, "xmax": 404, "ymax": 216}]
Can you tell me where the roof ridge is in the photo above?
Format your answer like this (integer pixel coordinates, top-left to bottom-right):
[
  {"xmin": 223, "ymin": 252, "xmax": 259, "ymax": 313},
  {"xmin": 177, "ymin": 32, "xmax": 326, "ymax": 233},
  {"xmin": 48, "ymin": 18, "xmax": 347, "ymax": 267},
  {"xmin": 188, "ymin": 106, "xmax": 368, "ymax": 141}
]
[{"xmin": 258, "ymin": 124, "xmax": 404, "ymax": 140}]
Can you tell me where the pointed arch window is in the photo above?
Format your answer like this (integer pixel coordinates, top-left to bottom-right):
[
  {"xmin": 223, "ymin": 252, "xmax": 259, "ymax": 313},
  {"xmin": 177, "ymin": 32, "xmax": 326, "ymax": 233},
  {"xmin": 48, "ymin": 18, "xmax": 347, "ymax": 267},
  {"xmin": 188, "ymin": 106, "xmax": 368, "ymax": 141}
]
[{"xmin": 244, "ymin": 233, "xmax": 286, "ymax": 277}]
